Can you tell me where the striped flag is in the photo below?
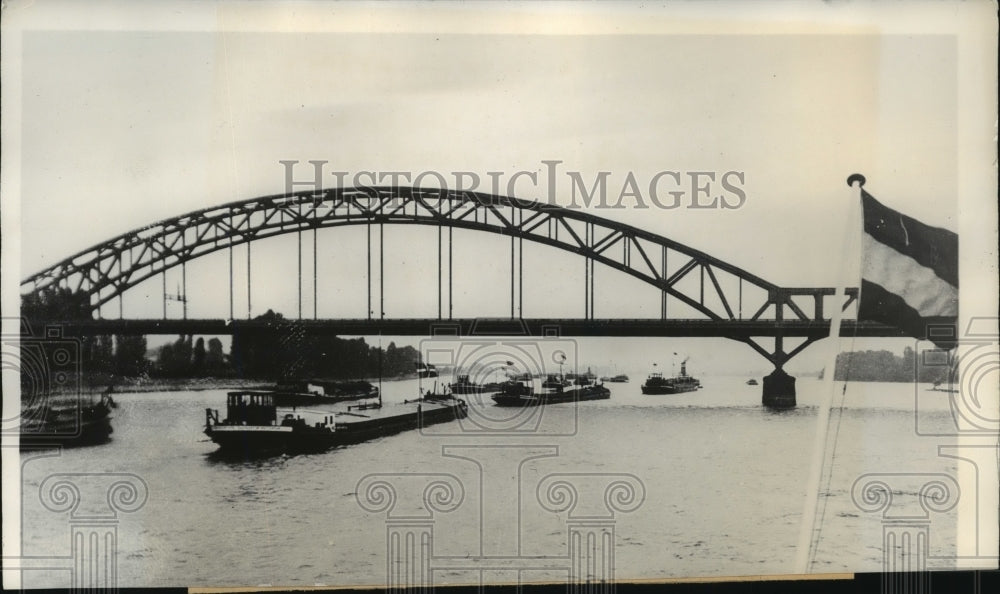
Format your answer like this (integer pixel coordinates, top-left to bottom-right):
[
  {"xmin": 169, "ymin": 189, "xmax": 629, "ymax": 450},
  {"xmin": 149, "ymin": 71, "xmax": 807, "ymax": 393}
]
[{"xmin": 859, "ymin": 188, "xmax": 958, "ymax": 348}]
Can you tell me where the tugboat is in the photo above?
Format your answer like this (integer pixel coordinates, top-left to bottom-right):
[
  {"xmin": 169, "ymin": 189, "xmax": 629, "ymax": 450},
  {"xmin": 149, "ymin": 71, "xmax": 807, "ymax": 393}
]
[
  {"xmin": 420, "ymin": 380, "xmax": 462, "ymax": 401},
  {"xmin": 746, "ymin": 378, "xmax": 759, "ymax": 386},
  {"xmin": 642, "ymin": 357, "xmax": 701, "ymax": 395},
  {"xmin": 541, "ymin": 374, "xmax": 570, "ymax": 390},
  {"xmin": 572, "ymin": 368, "xmax": 598, "ymax": 385},
  {"xmin": 204, "ymin": 390, "xmax": 467, "ymax": 455},
  {"xmin": 416, "ymin": 362, "xmax": 438, "ymax": 379},
  {"xmin": 600, "ymin": 364, "xmax": 629, "ymax": 383},
  {"xmin": 20, "ymin": 391, "xmax": 115, "ymax": 448},
  {"xmin": 448, "ymin": 374, "xmax": 502, "ymax": 395},
  {"xmin": 491, "ymin": 376, "xmax": 610, "ymax": 407}
]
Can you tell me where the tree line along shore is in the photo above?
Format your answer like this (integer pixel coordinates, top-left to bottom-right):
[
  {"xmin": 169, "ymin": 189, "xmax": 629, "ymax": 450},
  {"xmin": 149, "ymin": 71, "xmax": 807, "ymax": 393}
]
[
  {"xmin": 22, "ymin": 288, "xmax": 953, "ymax": 392},
  {"xmin": 824, "ymin": 347, "xmax": 954, "ymax": 384},
  {"xmin": 21, "ymin": 288, "xmax": 427, "ymax": 396}
]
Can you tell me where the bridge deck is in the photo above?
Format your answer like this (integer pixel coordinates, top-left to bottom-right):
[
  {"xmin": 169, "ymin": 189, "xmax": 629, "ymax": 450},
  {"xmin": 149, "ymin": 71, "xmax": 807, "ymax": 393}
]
[{"xmin": 19, "ymin": 318, "xmax": 907, "ymax": 339}]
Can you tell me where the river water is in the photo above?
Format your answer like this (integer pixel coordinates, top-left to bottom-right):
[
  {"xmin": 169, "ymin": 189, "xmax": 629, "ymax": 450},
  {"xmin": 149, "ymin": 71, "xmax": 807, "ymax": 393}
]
[{"xmin": 16, "ymin": 373, "xmax": 964, "ymax": 588}]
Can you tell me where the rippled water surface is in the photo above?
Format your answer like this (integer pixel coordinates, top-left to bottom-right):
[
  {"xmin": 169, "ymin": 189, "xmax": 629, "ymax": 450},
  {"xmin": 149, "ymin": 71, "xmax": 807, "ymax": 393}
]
[{"xmin": 16, "ymin": 375, "xmax": 963, "ymax": 587}]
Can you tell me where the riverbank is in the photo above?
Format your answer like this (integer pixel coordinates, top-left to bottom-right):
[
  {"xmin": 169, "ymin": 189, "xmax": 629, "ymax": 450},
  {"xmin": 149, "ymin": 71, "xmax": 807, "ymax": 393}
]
[
  {"xmin": 30, "ymin": 372, "xmax": 431, "ymax": 396},
  {"xmin": 44, "ymin": 375, "xmax": 272, "ymax": 395}
]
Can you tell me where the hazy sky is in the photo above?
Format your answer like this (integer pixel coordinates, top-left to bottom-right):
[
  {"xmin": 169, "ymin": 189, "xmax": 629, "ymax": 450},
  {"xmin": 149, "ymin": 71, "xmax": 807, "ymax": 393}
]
[
  {"xmin": 5, "ymin": 1, "xmax": 995, "ymax": 372},
  {"xmin": 19, "ymin": 32, "xmax": 956, "ymax": 280}
]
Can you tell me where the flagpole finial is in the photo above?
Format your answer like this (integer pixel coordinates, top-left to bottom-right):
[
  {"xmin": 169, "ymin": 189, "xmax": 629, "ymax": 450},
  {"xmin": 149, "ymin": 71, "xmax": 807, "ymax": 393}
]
[{"xmin": 847, "ymin": 174, "xmax": 866, "ymax": 188}]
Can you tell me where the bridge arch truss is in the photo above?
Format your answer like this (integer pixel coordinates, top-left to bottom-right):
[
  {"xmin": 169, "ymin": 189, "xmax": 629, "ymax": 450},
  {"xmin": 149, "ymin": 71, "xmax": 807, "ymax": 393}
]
[{"xmin": 21, "ymin": 187, "xmax": 855, "ymax": 343}]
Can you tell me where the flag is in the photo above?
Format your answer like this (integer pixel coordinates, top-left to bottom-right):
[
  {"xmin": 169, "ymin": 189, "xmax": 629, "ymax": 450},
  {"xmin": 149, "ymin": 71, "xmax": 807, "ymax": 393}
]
[{"xmin": 859, "ymin": 188, "xmax": 958, "ymax": 348}]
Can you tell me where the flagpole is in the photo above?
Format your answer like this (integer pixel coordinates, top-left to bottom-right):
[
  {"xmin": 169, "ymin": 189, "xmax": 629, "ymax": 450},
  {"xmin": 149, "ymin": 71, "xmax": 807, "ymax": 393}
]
[{"xmin": 793, "ymin": 174, "xmax": 864, "ymax": 574}]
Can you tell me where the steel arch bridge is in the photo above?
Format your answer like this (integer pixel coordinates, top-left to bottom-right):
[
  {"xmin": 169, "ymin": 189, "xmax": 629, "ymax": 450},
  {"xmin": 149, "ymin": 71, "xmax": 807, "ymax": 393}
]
[{"xmin": 20, "ymin": 185, "xmax": 881, "ymax": 369}]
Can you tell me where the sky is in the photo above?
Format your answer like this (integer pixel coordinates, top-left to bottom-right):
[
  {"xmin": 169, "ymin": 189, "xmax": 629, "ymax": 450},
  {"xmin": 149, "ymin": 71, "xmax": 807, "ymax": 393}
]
[
  {"xmin": 17, "ymin": 31, "xmax": 953, "ymax": 281},
  {"xmin": 3, "ymin": 1, "xmax": 996, "ymax": 373}
]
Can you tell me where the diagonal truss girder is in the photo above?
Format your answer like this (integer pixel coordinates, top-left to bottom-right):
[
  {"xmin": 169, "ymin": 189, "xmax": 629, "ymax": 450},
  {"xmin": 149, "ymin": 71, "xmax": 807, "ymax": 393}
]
[{"xmin": 20, "ymin": 186, "xmax": 856, "ymax": 323}]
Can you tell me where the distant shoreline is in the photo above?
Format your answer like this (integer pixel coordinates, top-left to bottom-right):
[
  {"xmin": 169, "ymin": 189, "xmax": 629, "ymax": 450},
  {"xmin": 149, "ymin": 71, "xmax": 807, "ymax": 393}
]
[
  {"xmin": 35, "ymin": 376, "xmax": 269, "ymax": 396},
  {"xmin": 28, "ymin": 372, "xmax": 426, "ymax": 396}
]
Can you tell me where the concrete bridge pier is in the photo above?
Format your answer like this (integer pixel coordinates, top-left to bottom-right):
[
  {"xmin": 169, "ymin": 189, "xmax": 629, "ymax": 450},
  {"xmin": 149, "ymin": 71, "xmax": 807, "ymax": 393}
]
[
  {"xmin": 742, "ymin": 333, "xmax": 818, "ymax": 410},
  {"xmin": 762, "ymin": 368, "xmax": 796, "ymax": 409}
]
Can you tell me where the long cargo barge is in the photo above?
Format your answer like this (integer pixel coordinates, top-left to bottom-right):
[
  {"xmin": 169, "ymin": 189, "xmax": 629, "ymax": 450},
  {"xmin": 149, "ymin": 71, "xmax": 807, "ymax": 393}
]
[
  {"xmin": 491, "ymin": 380, "xmax": 610, "ymax": 407},
  {"xmin": 269, "ymin": 380, "xmax": 379, "ymax": 406},
  {"xmin": 204, "ymin": 391, "xmax": 467, "ymax": 455}
]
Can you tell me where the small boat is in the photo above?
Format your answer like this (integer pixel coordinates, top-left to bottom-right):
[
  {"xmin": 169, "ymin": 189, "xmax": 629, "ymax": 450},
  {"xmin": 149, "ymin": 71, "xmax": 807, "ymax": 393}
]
[
  {"xmin": 491, "ymin": 378, "xmax": 610, "ymax": 407},
  {"xmin": 572, "ymin": 368, "xmax": 598, "ymax": 386},
  {"xmin": 746, "ymin": 378, "xmax": 759, "ymax": 386},
  {"xmin": 642, "ymin": 358, "xmax": 701, "ymax": 395},
  {"xmin": 271, "ymin": 380, "xmax": 379, "ymax": 406},
  {"xmin": 20, "ymin": 392, "xmax": 115, "ymax": 448},
  {"xmin": 416, "ymin": 362, "xmax": 438, "ymax": 378},
  {"xmin": 449, "ymin": 374, "xmax": 502, "ymax": 395},
  {"xmin": 420, "ymin": 390, "xmax": 459, "ymax": 402},
  {"xmin": 421, "ymin": 381, "xmax": 462, "ymax": 401},
  {"xmin": 204, "ymin": 391, "xmax": 468, "ymax": 455},
  {"xmin": 541, "ymin": 374, "xmax": 570, "ymax": 389}
]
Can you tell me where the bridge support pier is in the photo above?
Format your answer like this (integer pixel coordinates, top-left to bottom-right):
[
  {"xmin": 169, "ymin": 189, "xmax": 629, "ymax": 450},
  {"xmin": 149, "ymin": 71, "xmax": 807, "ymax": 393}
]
[
  {"xmin": 739, "ymin": 333, "xmax": 821, "ymax": 410},
  {"xmin": 762, "ymin": 368, "xmax": 796, "ymax": 409}
]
